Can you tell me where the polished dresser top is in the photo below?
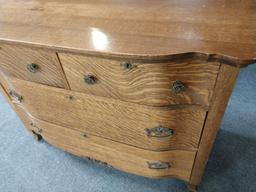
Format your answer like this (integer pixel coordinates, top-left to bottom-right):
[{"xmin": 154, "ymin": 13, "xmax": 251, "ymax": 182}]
[{"xmin": 0, "ymin": 0, "xmax": 255, "ymax": 65}]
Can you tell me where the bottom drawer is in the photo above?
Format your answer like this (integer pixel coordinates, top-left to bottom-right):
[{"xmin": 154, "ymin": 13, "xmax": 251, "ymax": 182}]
[{"xmin": 26, "ymin": 117, "xmax": 196, "ymax": 181}]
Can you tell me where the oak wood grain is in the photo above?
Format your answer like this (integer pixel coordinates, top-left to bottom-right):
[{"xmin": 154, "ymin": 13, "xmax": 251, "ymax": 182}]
[
  {"xmin": 0, "ymin": 0, "xmax": 255, "ymax": 66},
  {"xmin": 0, "ymin": 44, "xmax": 69, "ymax": 88},
  {"xmin": 1, "ymin": 76, "xmax": 196, "ymax": 181},
  {"xmin": 189, "ymin": 64, "xmax": 240, "ymax": 187},
  {"xmin": 0, "ymin": 1, "xmax": 253, "ymax": 188},
  {"xmin": 7, "ymin": 77, "xmax": 207, "ymax": 151},
  {"xmin": 59, "ymin": 53, "xmax": 220, "ymax": 107},
  {"xmin": 0, "ymin": 72, "xmax": 35, "ymax": 135},
  {"xmin": 31, "ymin": 117, "xmax": 196, "ymax": 181}
]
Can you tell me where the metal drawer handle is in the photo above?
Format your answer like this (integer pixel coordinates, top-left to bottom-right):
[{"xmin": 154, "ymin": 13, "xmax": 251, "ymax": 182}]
[
  {"xmin": 147, "ymin": 161, "xmax": 171, "ymax": 170},
  {"xmin": 84, "ymin": 74, "xmax": 96, "ymax": 85},
  {"xmin": 9, "ymin": 90, "xmax": 23, "ymax": 103},
  {"xmin": 27, "ymin": 63, "xmax": 39, "ymax": 73},
  {"xmin": 145, "ymin": 126, "xmax": 174, "ymax": 138},
  {"xmin": 120, "ymin": 62, "xmax": 134, "ymax": 70},
  {"xmin": 172, "ymin": 80, "xmax": 187, "ymax": 94}
]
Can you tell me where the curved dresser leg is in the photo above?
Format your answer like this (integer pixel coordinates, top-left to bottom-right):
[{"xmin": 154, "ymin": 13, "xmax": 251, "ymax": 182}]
[
  {"xmin": 31, "ymin": 130, "xmax": 42, "ymax": 142},
  {"xmin": 187, "ymin": 184, "xmax": 198, "ymax": 192}
]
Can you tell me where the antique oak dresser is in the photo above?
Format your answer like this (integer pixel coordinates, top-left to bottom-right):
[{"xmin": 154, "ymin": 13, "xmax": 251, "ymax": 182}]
[{"xmin": 0, "ymin": 0, "xmax": 255, "ymax": 191}]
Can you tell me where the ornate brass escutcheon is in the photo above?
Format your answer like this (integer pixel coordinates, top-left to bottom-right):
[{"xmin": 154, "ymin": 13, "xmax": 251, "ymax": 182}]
[
  {"xmin": 147, "ymin": 161, "xmax": 171, "ymax": 170},
  {"xmin": 120, "ymin": 62, "xmax": 134, "ymax": 70},
  {"xmin": 27, "ymin": 63, "xmax": 39, "ymax": 73},
  {"xmin": 84, "ymin": 74, "xmax": 97, "ymax": 85},
  {"xmin": 172, "ymin": 80, "xmax": 187, "ymax": 94},
  {"xmin": 145, "ymin": 126, "xmax": 174, "ymax": 138}
]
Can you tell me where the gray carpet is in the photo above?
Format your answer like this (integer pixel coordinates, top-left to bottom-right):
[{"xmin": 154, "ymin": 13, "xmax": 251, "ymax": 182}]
[{"xmin": 0, "ymin": 64, "xmax": 255, "ymax": 192}]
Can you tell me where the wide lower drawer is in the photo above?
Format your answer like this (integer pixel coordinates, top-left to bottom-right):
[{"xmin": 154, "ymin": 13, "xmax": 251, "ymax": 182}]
[
  {"xmin": 28, "ymin": 117, "xmax": 196, "ymax": 181},
  {"xmin": 0, "ymin": 44, "xmax": 68, "ymax": 88},
  {"xmin": 59, "ymin": 53, "xmax": 220, "ymax": 106},
  {"xmin": 0, "ymin": 101, "xmax": 195, "ymax": 181},
  {"xmin": 7, "ymin": 78, "xmax": 206, "ymax": 151}
]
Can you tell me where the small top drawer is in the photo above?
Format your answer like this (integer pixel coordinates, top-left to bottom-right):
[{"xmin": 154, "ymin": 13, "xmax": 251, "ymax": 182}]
[
  {"xmin": 0, "ymin": 44, "xmax": 68, "ymax": 88},
  {"xmin": 59, "ymin": 53, "xmax": 220, "ymax": 106}
]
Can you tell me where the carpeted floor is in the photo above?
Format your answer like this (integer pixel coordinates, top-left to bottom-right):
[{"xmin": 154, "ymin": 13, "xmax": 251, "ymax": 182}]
[{"xmin": 0, "ymin": 64, "xmax": 255, "ymax": 192}]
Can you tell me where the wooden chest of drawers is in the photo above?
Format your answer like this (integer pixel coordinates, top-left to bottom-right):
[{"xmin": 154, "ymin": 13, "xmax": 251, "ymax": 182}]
[{"xmin": 0, "ymin": 1, "xmax": 255, "ymax": 191}]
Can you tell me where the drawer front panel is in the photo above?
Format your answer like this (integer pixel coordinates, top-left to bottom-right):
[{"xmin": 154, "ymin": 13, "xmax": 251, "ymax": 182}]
[
  {"xmin": 29, "ymin": 117, "xmax": 196, "ymax": 181},
  {"xmin": 59, "ymin": 53, "xmax": 220, "ymax": 106},
  {"xmin": 8, "ymin": 78, "xmax": 206, "ymax": 151},
  {"xmin": 0, "ymin": 77, "xmax": 41, "ymax": 140},
  {"xmin": 0, "ymin": 44, "xmax": 68, "ymax": 88}
]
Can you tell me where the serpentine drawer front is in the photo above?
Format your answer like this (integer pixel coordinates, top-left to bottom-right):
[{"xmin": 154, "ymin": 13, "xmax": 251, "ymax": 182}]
[
  {"xmin": 0, "ymin": 103, "xmax": 195, "ymax": 181},
  {"xmin": 59, "ymin": 53, "xmax": 220, "ymax": 106},
  {"xmin": 30, "ymin": 117, "xmax": 196, "ymax": 181},
  {"xmin": 6, "ymin": 78, "xmax": 206, "ymax": 151},
  {"xmin": 0, "ymin": 1, "xmax": 255, "ymax": 192}
]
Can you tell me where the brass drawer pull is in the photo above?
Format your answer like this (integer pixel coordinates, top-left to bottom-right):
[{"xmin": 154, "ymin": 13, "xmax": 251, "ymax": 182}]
[
  {"xmin": 145, "ymin": 126, "xmax": 174, "ymax": 138},
  {"xmin": 120, "ymin": 62, "xmax": 134, "ymax": 70},
  {"xmin": 172, "ymin": 80, "xmax": 187, "ymax": 94},
  {"xmin": 84, "ymin": 74, "xmax": 96, "ymax": 85},
  {"xmin": 9, "ymin": 90, "xmax": 23, "ymax": 103},
  {"xmin": 27, "ymin": 63, "xmax": 39, "ymax": 73},
  {"xmin": 147, "ymin": 161, "xmax": 171, "ymax": 170}
]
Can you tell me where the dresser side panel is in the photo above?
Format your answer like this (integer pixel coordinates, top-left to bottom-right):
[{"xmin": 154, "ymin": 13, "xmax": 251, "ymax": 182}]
[{"xmin": 189, "ymin": 64, "xmax": 240, "ymax": 186}]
